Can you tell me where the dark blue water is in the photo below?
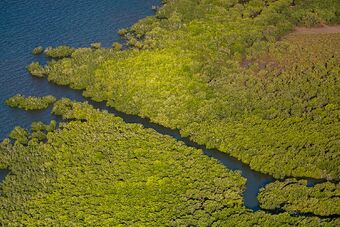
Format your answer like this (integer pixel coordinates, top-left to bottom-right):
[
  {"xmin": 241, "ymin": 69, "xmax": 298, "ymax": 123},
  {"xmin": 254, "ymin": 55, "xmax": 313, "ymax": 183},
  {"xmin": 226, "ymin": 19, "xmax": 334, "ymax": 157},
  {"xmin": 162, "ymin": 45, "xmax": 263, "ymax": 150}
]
[
  {"xmin": 0, "ymin": 0, "xmax": 159, "ymax": 139},
  {"xmin": 0, "ymin": 0, "xmax": 332, "ymax": 214}
]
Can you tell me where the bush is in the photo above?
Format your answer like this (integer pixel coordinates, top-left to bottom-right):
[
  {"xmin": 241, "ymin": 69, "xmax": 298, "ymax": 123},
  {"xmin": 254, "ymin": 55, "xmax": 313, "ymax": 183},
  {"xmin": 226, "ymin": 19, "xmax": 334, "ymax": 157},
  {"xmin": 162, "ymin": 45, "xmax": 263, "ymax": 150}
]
[
  {"xmin": 112, "ymin": 42, "xmax": 123, "ymax": 51},
  {"xmin": 258, "ymin": 179, "xmax": 340, "ymax": 216},
  {"xmin": 9, "ymin": 127, "xmax": 29, "ymax": 145},
  {"xmin": 38, "ymin": 0, "xmax": 340, "ymax": 180},
  {"xmin": 26, "ymin": 62, "xmax": 45, "ymax": 77},
  {"xmin": 44, "ymin": 45, "xmax": 75, "ymax": 58},
  {"xmin": 5, "ymin": 94, "xmax": 57, "ymax": 110},
  {"xmin": 300, "ymin": 11, "xmax": 323, "ymax": 27},
  {"xmin": 118, "ymin": 28, "xmax": 129, "ymax": 36},
  {"xmin": 32, "ymin": 46, "xmax": 44, "ymax": 55},
  {"xmin": 90, "ymin": 42, "xmax": 101, "ymax": 49}
]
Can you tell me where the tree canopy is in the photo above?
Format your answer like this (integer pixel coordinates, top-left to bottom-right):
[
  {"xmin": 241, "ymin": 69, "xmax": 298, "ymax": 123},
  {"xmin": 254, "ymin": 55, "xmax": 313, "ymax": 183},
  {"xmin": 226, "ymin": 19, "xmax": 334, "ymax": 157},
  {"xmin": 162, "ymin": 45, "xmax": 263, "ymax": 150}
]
[
  {"xmin": 5, "ymin": 94, "xmax": 56, "ymax": 110},
  {"xmin": 32, "ymin": 0, "xmax": 340, "ymax": 179},
  {"xmin": 1, "ymin": 99, "xmax": 339, "ymax": 225}
]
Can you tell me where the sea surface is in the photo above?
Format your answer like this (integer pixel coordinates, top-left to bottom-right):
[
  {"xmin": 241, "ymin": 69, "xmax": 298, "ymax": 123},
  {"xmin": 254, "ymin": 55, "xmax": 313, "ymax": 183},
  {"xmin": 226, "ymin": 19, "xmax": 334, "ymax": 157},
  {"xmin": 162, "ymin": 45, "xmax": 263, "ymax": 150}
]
[
  {"xmin": 0, "ymin": 0, "xmax": 310, "ymax": 212},
  {"xmin": 0, "ymin": 0, "xmax": 159, "ymax": 139},
  {"xmin": 0, "ymin": 0, "xmax": 276, "ymax": 211}
]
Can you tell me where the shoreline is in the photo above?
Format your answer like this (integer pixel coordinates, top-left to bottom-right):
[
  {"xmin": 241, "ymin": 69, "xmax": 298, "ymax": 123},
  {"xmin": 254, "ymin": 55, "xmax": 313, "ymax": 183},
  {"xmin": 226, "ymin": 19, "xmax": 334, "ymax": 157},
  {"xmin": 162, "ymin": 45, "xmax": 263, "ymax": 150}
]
[{"xmin": 0, "ymin": 0, "xmax": 339, "ymax": 223}]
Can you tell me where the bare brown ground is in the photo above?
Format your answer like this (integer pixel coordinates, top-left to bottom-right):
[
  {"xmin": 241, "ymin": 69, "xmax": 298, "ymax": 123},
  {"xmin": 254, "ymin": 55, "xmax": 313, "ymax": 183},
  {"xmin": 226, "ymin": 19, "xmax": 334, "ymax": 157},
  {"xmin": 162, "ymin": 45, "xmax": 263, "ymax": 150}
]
[
  {"xmin": 241, "ymin": 25, "xmax": 340, "ymax": 69},
  {"xmin": 293, "ymin": 25, "xmax": 340, "ymax": 34}
]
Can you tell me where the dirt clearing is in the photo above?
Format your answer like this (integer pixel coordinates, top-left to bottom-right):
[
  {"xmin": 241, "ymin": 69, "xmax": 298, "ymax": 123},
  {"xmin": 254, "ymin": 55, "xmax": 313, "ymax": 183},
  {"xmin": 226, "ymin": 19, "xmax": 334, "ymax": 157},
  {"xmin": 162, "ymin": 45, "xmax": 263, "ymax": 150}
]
[{"xmin": 293, "ymin": 25, "xmax": 340, "ymax": 34}]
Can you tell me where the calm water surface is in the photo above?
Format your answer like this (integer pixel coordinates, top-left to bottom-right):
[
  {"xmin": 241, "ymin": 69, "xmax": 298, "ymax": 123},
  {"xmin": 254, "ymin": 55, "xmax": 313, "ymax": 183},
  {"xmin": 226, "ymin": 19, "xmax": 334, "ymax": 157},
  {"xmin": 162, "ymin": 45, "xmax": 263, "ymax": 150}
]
[
  {"xmin": 0, "ymin": 0, "xmax": 159, "ymax": 139},
  {"xmin": 0, "ymin": 0, "xmax": 322, "ymax": 213}
]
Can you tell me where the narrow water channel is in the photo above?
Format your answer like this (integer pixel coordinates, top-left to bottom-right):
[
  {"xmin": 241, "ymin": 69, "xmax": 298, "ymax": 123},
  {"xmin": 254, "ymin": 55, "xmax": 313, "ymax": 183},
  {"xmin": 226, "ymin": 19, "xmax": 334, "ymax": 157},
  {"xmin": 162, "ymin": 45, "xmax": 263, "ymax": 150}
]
[
  {"xmin": 0, "ymin": 0, "xmax": 335, "ymax": 215},
  {"xmin": 0, "ymin": 88, "xmax": 330, "ymax": 211},
  {"xmin": 87, "ymin": 99, "xmax": 275, "ymax": 211}
]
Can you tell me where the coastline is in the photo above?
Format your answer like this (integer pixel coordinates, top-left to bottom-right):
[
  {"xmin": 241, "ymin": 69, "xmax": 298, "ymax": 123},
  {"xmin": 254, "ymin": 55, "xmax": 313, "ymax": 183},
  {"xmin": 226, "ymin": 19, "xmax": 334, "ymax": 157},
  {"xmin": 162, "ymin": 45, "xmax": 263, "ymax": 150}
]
[{"xmin": 0, "ymin": 0, "xmax": 339, "ymax": 224}]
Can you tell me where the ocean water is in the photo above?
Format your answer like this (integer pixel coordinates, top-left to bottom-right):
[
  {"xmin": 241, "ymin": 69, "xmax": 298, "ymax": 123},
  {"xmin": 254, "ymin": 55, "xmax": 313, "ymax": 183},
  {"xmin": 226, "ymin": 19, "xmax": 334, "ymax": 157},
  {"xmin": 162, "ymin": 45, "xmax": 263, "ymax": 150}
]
[
  {"xmin": 0, "ymin": 0, "xmax": 159, "ymax": 139},
  {"xmin": 0, "ymin": 0, "xmax": 287, "ymax": 211}
]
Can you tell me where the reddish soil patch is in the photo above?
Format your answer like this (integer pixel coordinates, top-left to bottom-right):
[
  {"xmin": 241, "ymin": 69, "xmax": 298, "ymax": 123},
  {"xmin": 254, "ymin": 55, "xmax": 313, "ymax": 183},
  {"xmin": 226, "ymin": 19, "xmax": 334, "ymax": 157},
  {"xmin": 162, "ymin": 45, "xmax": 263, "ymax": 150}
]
[
  {"xmin": 293, "ymin": 25, "xmax": 340, "ymax": 34},
  {"xmin": 240, "ymin": 25, "xmax": 340, "ymax": 69}
]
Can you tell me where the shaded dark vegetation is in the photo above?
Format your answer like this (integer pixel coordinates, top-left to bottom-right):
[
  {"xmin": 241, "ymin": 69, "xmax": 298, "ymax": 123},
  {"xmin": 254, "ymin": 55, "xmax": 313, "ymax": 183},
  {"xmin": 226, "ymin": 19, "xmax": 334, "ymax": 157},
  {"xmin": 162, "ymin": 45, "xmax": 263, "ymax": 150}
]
[
  {"xmin": 1, "ymin": 99, "xmax": 339, "ymax": 225},
  {"xmin": 5, "ymin": 95, "xmax": 56, "ymax": 110},
  {"xmin": 31, "ymin": 0, "xmax": 340, "ymax": 179},
  {"xmin": 1, "ymin": 0, "xmax": 339, "ymax": 225}
]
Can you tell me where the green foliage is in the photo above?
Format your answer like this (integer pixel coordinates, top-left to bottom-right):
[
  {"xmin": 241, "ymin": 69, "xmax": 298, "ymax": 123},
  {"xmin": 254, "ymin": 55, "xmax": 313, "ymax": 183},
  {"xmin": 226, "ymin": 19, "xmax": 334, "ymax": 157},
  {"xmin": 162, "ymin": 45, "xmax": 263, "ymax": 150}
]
[
  {"xmin": 26, "ymin": 62, "xmax": 46, "ymax": 77},
  {"xmin": 32, "ymin": 46, "xmax": 44, "ymax": 55},
  {"xmin": 30, "ymin": 121, "xmax": 56, "ymax": 141},
  {"xmin": 31, "ymin": 121, "xmax": 47, "ymax": 132},
  {"xmin": 1, "ymin": 100, "xmax": 339, "ymax": 225},
  {"xmin": 5, "ymin": 94, "xmax": 57, "ymax": 110},
  {"xmin": 9, "ymin": 127, "xmax": 29, "ymax": 145},
  {"xmin": 45, "ymin": 120, "xmax": 57, "ymax": 132},
  {"xmin": 8, "ymin": 121, "xmax": 57, "ymax": 145},
  {"xmin": 258, "ymin": 179, "xmax": 340, "ymax": 216},
  {"xmin": 2, "ymin": 0, "xmax": 339, "ymax": 224},
  {"xmin": 291, "ymin": 0, "xmax": 340, "ymax": 26},
  {"xmin": 35, "ymin": 0, "xmax": 340, "ymax": 180},
  {"xmin": 44, "ymin": 45, "xmax": 75, "ymax": 58},
  {"xmin": 112, "ymin": 42, "xmax": 122, "ymax": 50},
  {"xmin": 1, "ymin": 99, "xmax": 339, "ymax": 225},
  {"xmin": 90, "ymin": 42, "xmax": 101, "ymax": 49},
  {"xmin": 44, "ymin": 48, "xmax": 117, "ymax": 89},
  {"xmin": 118, "ymin": 28, "xmax": 128, "ymax": 36},
  {"xmin": 0, "ymin": 99, "xmax": 245, "ymax": 225}
]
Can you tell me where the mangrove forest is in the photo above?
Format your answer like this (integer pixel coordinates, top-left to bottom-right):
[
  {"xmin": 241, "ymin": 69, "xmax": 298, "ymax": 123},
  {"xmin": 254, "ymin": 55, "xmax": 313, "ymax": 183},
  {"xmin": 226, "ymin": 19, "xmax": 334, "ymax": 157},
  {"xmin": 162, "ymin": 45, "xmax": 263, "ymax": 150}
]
[{"xmin": 1, "ymin": 0, "xmax": 339, "ymax": 225}]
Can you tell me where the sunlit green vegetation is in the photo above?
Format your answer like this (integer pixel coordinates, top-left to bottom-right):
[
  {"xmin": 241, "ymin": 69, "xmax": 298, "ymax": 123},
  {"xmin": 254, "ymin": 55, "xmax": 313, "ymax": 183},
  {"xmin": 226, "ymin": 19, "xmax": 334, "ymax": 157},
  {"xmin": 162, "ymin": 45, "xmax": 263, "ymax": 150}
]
[
  {"xmin": 1, "ymin": 99, "xmax": 339, "ymax": 225},
  {"xmin": 26, "ymin": 62, "xmax": 45, "ymax": 77},
  {"xmin": 44, "ymin": 48, "xmax": 117, "ymax": 88},
  {"xmin": 5, "ymin": 95, "xmax": 56, "ymax": 110},
  {"xmin": 9, "ymin": 127, "xmax": 29, "ymax": 145},
  {"xmin": 8, "ymin": 0, "xmax": 338, "ymax": 224},
  {"xmin": 0, "ymin": 99, "xmax": 244, "ymax": 225},
  {"xmin": 9, "ymin": 121, "xmax": 56, "ymax": 145},
  {"xmin": 38, "ymin": 0, "xmax": 340, "ymax": 179},
  {"xmin": 90, "ymin": 42, "xmax": 102, "ymax": 49},
  {"xmin": 112, "ymin": 42, "xmax": 123, "ymax": 51},
  {"xmin": 32, "ymin": 46, "xmax": 44, "ymax": 55},
  {"xmin": 44, "ymin": 45, "xmax": 75, "ymax": 58},
  {"xmin": 258, "ymin": 179, "xmax": 340, "ymax": 216}
]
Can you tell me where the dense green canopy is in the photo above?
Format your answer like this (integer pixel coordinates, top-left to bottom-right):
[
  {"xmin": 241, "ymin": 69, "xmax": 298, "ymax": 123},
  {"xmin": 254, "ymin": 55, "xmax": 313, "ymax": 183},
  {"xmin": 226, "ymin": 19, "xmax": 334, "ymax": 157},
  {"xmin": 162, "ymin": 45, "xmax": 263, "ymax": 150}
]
[
  {"xmin": 5, "ymin": 94, "xmax": 56, "ymax": 110},
  {"xmin": 44, "ymin": 45, "xmax": 75, "ymax": 58},
  {"xmin": 1, "ymin": 99, "xmax": 339, "ymax": 225},
  {"xmin": 33, "ymin": 0, "xmax": 340, "ymax": 179},
  {"xmin": 2, "ymin": 0, "xmax": 338, "ymax": 224},
  {"xmin": 259, "ymin": 179, "xmax": 340, "ymax": 217}
]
